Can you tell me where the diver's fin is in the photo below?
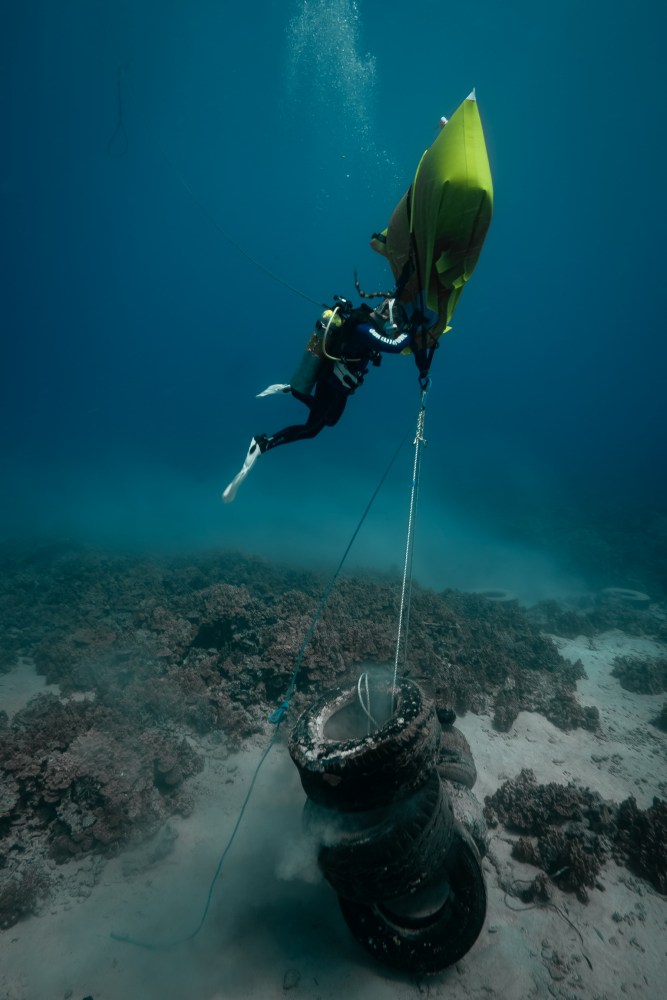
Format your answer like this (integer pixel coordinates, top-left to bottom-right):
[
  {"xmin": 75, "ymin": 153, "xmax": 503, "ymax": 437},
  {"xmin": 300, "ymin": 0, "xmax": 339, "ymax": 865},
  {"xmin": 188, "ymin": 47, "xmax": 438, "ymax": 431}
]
[
  {"xmin": 222, "ymin": 437, "xmax": 263, "ymax": 504},
  {"xmin": 256, "ymin": 383, "xmax": 291, "ymax": 397}
]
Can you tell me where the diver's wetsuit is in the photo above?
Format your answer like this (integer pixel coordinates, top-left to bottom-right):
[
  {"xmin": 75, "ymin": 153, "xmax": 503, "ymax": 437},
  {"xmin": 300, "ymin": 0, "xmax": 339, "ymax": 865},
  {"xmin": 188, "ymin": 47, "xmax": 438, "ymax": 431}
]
[{"xmin": 256, "ymin": 319, "xmax": 413, "ymax": 453}]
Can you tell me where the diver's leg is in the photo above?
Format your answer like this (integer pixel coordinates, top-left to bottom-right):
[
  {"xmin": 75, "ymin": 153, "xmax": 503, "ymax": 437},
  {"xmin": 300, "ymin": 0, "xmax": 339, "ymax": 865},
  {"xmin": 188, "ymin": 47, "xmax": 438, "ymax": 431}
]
[
  {"xmin": 250, "ymin": 385, "xmax": 340, "ymax": 457},
  {"xmin": 222, "ymin": 388, "xmax": 348, "ymax": 502},
  {"xmin": 255, "ymin": 383, "xmax": 315, "ymax": 411},
  {"xmin": 221, "ymin": 419, "xmax": 310, "ymax": 502},
  {"xmin": 221, "ymin": 434, "xmax": 270, "ymax": 504},
  {"xmin": 263, "ymin": 384, "xmax": 348, "ymax": 447},
  {"xmin": 260, "ymin": 418, "xmax": 326, "ymax": 449},
  {"xmin": 289, "ymin": 386, "xmax": 316, "ymax": 410},
  {"xmin": 320, "ymin": 388, "xmax": 348, "ymax": 427}
]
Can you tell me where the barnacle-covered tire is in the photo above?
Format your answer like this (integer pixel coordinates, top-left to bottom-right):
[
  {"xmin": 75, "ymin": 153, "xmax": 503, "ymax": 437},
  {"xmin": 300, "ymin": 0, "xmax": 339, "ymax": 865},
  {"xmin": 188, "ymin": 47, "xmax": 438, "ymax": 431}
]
[
  {"xmin": 304, "ymin": 769, "xmax": 454, "ymax": 902},
  {"xmin": 337, "ymin": 824, "xmax": 487, "ymax": 974},
  {"xmin": 288, "ymin": 679, "xmax": 439, "ymax": 811},
  {"xmin": 436, "ymin": 725, "xmax": 477, "ymax": 789}
]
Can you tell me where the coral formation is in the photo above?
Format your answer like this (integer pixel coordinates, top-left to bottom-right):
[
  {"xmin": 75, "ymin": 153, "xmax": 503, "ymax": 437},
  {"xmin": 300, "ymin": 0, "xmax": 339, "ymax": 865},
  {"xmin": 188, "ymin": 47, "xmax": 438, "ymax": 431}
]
[
  {"xmin": 0, "ymin": 541, "xmax": 661, "ymax": 929},
  {"xmin": 611, "ymin": 654, "xmax": 667, "ymax": 695},
  {"xmin": 0, "ymin": 545, "xmax": 598, "ymax": 738},
  {"xmin": 614, "ymin": 796, "xmax": 667, "ymax": 894},
  {"xmin": 651, "ymin": 702, "xmax": 667, "ymax": 732},
  {"xmin": 0, "ymin": 863, "xmax": 51, "ymax": 930},
  {"xmin": 484, "ymin": 769, "xmax": 667, "ymax": 900},
  {"xmin": 415, "ymin": 589, "xmax": 593, "ymax": 732}
]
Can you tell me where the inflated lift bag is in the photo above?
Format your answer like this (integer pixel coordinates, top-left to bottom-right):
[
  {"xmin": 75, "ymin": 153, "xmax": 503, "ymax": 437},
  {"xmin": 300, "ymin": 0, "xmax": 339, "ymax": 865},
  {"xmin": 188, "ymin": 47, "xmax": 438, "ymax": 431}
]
[{"xmin": 371, "ymin": 90, "xmax": 493, "ymax": 342}]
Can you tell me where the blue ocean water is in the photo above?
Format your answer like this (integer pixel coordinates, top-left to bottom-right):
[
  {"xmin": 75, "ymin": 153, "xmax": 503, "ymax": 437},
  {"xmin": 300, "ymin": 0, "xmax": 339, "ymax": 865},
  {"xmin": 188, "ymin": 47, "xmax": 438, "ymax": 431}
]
[{"xmin": 2, "ymin": 0, "xmax": 665, "ymax": 600}]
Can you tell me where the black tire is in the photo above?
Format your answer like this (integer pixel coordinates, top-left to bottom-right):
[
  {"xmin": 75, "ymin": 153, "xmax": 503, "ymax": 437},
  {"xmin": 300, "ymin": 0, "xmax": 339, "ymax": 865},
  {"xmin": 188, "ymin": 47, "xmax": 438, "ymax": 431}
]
[
  {"xmin": 337, "ymin": 824, "xmax": 487, "ymax": 975},
  {"xmin": 304, "ymin": 769, "xmax": 455, "ymax": 902},
  {"xmin": 436, "ymin": 725, "xmax": 477, "ymax": 789},
  {"xmin": 288, "ymin": 678, "xmax": 440, "ymax": 811}
]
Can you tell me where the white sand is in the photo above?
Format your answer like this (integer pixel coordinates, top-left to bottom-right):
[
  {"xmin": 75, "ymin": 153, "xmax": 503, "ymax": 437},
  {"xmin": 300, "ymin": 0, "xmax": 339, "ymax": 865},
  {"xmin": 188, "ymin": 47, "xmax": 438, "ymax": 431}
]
[
  {"xmin": 1, "ymin": 631, "xmax": 666, "ymax": 1000},
  {"xmin": 0, "ymin": 656, "xmax": 59, "ymax": 717}
]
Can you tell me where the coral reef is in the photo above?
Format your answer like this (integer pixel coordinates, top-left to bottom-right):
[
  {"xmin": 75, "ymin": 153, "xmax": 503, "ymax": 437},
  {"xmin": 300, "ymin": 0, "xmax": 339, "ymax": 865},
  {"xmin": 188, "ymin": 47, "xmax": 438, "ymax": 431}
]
[
  {"xmin": 483, "ymin": 768, "xmax": 604, "ymax": 836},
  {"xmin": 484, "ymin": 769, "xmax": 667, "ymax": 900},
  {"xmin": 0, "ymin": 540, "xmax": 657, "ymax": 928},
  {"xmin": 0, "ymin": 687, "xmax": 203, "ymax": 927},
  {"xmin": 528, "ymin": 595, "xmax": 665, "ymax": 642},
  {"xmin": 512, "ymin": 828, "xmax": 606, "ymax": 903},
  {"xmin": 614, "ymin": 796, "xmax": 667, "ymax": 894},
  {"xmin": 611, "ymin": 654, "xmax": 667, "ymax": 695},
  {"xmin": 0, "ymin": 862, "xmax": 51, "ymax": 931},
  {"xmin": 526, "ymin": 600, "xmax": 597, "ymax": 640},
  {"xmin": 0, "ymin": 545, "xmax": 598, "ymax": 739},
  {"xmin": 651, "ymin": 702, "xmax": 667, "ymax": 732},
  {"xmin": 412, "ymin": 589, "xmax": 594, "ymax": 733}
]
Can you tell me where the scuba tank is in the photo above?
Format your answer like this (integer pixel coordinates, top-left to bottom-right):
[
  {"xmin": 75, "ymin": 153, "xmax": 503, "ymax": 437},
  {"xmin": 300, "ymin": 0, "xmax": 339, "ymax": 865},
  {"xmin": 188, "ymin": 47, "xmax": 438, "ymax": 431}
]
[
  {"xmin": 290, "ymin": 331, "xmax": 324, "ymax": 395},
  {"xmin": 290, "ymin": 308, "xmax": 343, "ymax": 395}
]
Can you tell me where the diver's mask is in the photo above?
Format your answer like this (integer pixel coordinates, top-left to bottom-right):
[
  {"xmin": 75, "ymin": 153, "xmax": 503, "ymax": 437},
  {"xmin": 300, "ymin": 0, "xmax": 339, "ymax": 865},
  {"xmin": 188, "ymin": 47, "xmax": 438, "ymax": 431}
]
[{"xmin": 376, "ymin": 298, "xmax": 406, "ymax": 335}]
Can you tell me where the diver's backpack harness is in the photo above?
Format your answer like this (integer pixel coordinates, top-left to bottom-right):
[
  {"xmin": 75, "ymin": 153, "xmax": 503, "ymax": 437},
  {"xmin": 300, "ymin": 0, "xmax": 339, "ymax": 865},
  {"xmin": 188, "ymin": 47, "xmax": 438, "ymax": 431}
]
[
  {"xmin": 319, "ymin": 299, "xmax": 378, "ymax": 363},
  {"xmin": 317, "ymin": 299, "xmax": 381, "ymax": 393}
]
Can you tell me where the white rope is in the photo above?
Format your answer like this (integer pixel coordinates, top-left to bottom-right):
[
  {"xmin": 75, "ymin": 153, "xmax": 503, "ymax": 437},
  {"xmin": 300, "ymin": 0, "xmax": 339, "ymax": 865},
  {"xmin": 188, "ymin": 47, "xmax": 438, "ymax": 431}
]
[
  {"xmin": 392, "ymin": 398, "xmax": 427, "ymax": 702},
  {"xmin": 356, "ymin": 671, "xmax": 379, "ymax": 734}
]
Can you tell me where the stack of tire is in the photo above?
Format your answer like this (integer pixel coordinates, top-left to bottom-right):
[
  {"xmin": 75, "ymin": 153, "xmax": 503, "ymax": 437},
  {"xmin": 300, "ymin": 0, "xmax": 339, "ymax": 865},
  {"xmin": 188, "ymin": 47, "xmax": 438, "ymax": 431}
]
[{"xmin": 288, "ymin": 677, "xmax": 487, "ymax": 975}]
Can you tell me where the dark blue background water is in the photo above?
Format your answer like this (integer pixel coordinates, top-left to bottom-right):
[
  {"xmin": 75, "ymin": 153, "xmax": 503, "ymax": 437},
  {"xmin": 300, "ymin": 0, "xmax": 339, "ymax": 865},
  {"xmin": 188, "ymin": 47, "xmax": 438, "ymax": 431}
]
[{"xmin": 2, "ymin": 0, "xmax": 665, "ymax": 599}]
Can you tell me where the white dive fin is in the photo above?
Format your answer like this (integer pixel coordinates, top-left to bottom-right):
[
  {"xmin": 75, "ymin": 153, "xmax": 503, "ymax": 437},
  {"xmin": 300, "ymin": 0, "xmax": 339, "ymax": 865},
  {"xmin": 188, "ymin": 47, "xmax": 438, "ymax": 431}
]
[
  {"xmin": 256, "ymin": 383, "xmax": 290, "ymax": 398},
  {"xmin": 221, "ymin": 437, "xmax": 263, "ymax": 504}
]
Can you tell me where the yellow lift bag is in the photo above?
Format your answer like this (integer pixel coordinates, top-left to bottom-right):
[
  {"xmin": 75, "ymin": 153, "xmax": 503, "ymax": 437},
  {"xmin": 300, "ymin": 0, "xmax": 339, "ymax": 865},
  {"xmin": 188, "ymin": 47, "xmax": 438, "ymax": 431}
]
[{"xmin": 371, "ymin": 90, "xmax": 493, "ymax": 347}]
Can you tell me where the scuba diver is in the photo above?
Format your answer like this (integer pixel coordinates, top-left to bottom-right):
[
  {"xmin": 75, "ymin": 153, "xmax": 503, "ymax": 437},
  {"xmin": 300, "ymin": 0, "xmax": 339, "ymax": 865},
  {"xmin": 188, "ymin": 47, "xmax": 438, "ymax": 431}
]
[
  {"xmin": 222, "ymin": 92, "xmax": 494, "ymax": 504},
  {"xmin": 222, "ymin": 297, "xmax": 431, "ymax": 503}
]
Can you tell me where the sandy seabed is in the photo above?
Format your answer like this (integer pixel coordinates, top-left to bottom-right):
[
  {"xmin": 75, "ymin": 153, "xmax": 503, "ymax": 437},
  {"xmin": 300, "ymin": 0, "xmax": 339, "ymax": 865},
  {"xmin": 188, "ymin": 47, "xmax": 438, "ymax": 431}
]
[{"xmin": 1, "ymin": 626, "xmax": 665, "ymax": 1000}]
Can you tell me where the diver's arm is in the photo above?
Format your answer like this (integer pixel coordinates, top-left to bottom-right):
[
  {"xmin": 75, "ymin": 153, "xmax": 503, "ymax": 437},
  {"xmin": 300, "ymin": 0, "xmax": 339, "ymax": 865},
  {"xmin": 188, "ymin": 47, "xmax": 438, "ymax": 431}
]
[
  {"xmin": 348, "ymin": 320, "xmax": 433, "ymax": 389},
  {"xmin": 355, "ymin": 321, "xmax": 433, "ymax": 376}
]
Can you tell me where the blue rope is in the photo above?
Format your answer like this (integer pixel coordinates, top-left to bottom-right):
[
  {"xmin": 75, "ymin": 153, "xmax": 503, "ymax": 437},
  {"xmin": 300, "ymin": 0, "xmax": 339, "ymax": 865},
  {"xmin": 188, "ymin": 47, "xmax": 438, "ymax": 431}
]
[
  {"xmin": 111, "ymin": 734, "xmax": 278, "ymax": 951},
  {"xmin": 110, "ymin": 423, "xmax": 412, "ymax": 951}
]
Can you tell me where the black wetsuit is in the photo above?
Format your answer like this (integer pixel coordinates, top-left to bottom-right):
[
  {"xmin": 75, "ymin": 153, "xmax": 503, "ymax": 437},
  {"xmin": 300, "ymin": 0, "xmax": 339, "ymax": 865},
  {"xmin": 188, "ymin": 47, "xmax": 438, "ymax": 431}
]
[{"xmin": 257, "ymin": 315, "xmax": 414, "ymax": 453}]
